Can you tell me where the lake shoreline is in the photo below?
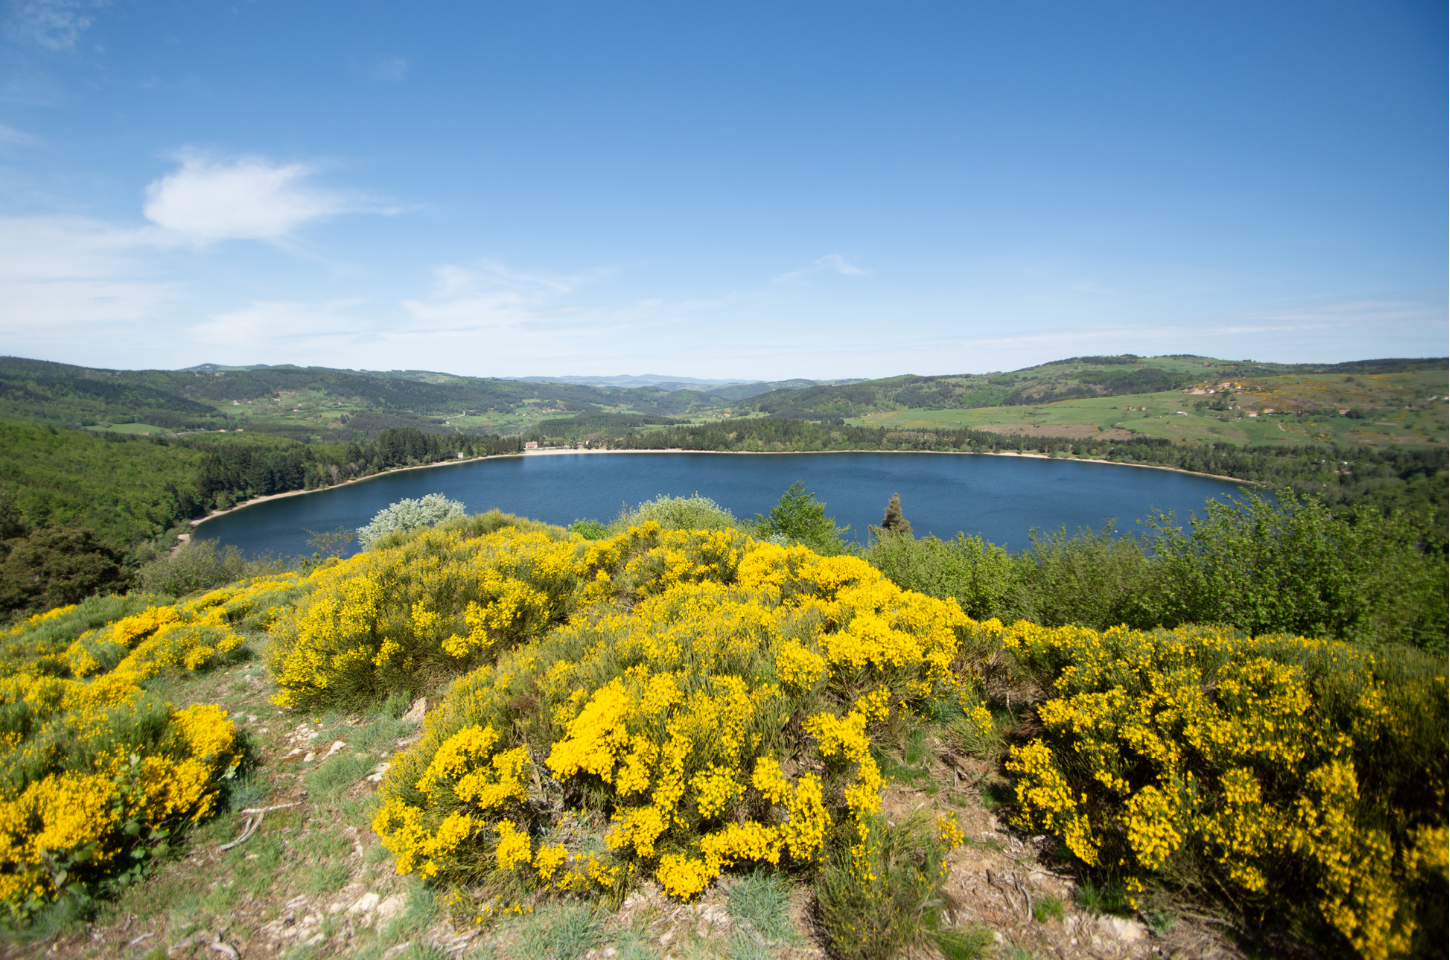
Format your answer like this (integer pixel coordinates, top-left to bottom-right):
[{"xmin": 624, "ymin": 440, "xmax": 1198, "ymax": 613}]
[{"xmin": 191, "ymin": 446, "xmax": 1258, "ymax": 529}]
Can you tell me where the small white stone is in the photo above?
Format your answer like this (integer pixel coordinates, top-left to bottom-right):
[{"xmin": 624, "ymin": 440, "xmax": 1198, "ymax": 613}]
[
  {"xmin": 302, "ymin": 752, "xmax": 315, "ymax": 763},
  {"xmin": 1097, "ymin": 916, "xmax": 1148, "ymax": 942},
  {"xmin": 349, "ymin": 892, "xmax": 381, "ymax": 915},
  {"xmin": 377, "ymin": 893, "xmax": 407, "ymax": 920},
  {"xmin": 326, "ymin": 740, "xmax": 347, "ymax": 758},
  {"xmin": 366, "ymin": 762, "xmax": 392, "ymax": 783},
  {"xmin": 402, "ymin": 697, "xmax": 427, "ymax": 724}
]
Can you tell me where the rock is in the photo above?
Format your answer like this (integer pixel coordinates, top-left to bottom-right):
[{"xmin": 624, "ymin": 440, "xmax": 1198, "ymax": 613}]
[
  {"xmin": 302, "ymin": 752, "xmax": 315, "ymax": 763},
  {"xmin": 1097, "ymin": 916, "xmax": 1148, "ymax": 941},
  {"xmin": 366, "ymin": 762, "xmax": 392, "ymax": 783},
  {"xmin": 285, "ymin": 895, "xmax": 308, "ymax": 910},
  {"xmin": 326, "ymin": 740, "xmax": 347, "ymax": 758},
  {"xmin": 378, "ymin": 893, "xmax": 407, "ymax": 920},
  {"xmin": 349, "ymin": 892, "xmax": 381, "ymax": 915},
  {"xmin": 382, "ymin": 944, "xmax": 414, "ymax": 960},
  {"xmin": 402, "ymin": 697, "xmax": 427, "ymax": 724}
]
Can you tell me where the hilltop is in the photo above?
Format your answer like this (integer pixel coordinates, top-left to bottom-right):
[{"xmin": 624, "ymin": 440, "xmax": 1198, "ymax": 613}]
[{"xmin": 3, "ymin": 354, "xmax": 1442, "ymax": 450}]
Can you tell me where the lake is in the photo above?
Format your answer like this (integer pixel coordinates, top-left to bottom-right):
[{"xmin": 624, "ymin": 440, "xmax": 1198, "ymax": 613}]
[{"xmin": 192, "ymin": 451, "xmax": 1249, "ymax": 559}]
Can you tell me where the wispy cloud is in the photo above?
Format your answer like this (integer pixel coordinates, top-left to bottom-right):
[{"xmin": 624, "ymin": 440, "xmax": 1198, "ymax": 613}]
[
  {"xmin": 373, "ymin": 55, "xmax": 408, "ymax": 82},
  {"xmin": 190, "ymin": 299, "xmax": 373, "ymax": 349},
  {"xmin": 0, "ymin": 122, "xmax": 36, "ymax": 145},
  {"xmin": 5, "ymin": 0, "xmax": 97, "ymax": 52},
  {"xmin": 773, "ymin": 253, "xmax": 870, "ymax": 283},
  {"xmin": 401, "ymin": 260, "xmax": 614, "ymax": 333},
  {"xmin": 952, "ymin": 293, "xmax": 1449, "ymax": 360},
  {"xmin": 0, "ymin": 215, "xmax": 177, "ymax": 333},
  {"xmin": 143, "ymin": 152, "xmax": 377, "ymax": 244}
]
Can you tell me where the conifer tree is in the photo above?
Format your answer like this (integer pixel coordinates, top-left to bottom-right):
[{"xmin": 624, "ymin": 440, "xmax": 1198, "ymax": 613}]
[{"xmin": 878, "ymin": 493, "xmax": 912, "ymax": 535}]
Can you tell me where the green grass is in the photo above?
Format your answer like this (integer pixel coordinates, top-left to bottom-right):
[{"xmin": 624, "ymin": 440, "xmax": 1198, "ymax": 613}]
[
  {"xmin": 1032, "ymin": 895, "xmax": 1064, "ymax": 923},
  {"xmin": 516, "ymin": 903, "xmax": 604, "ymax": 960},
  {"xmin": 850, "ymin": 369, "xmax": 1448, "ymax": 449},
  {"xmin": 1075, "ymin": 878, "xmax": 1134, "ymax": 917},
  {"xmin": 726, "ymin": 870, "xmax": 800, "ymax": 945}
]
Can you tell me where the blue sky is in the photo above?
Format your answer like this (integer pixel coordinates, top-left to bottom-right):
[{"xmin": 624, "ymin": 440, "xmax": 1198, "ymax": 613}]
[{"xmin": 1, "ymin": 1, "xmax": 1444, "ymax": 380}]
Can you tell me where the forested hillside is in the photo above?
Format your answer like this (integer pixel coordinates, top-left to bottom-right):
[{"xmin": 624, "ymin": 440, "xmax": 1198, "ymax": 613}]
[
  {"xmin": 0, "ymin": 357, "xmax": 839, "ymax": 438},
  {"xmin": 0, "ymin": 421, "xmax": 521, "ymax": 617},
  {"xmin": 733, "ymin": 355, "xmax": 1449, "ymax": 418}
]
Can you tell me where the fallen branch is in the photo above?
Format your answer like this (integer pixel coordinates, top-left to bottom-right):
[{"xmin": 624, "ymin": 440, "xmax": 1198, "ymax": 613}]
[
  {"xmin": 240, "ymin": 802, "xmax": 298, "ymax": 814},
  {"xmin": 219, "ymin": 815, "xmax": 261, "ymax": 852}
]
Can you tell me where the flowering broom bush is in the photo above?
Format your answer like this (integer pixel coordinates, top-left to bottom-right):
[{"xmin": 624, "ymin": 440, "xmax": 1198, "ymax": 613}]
[
  {"xmin": 266, "ymin": 515, "xmax": 1445, "ymax": 959},
  {"xmin": 347, "ymin": 525, "xmax": 977, "ymax": 926},
  {"xmin": 0, "ymin": 572, "xmax": 304, "ymax": 920},
  {"xmin": 1002, "ymin": 620, "xmax": 1448, "ymax": 960}
]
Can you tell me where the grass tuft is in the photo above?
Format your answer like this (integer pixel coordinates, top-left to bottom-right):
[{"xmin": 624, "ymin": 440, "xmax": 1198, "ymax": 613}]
[
  {"xmin": 726, "ymin": 869, "xmax": 799, "ymax": 945},
  {"xmin": 517, "ymin": 902, "xmax": 604, "ymax": 960}
]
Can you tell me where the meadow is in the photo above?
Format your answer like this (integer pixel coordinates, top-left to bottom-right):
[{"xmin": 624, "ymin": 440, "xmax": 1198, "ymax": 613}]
[{"xmin": 852, "ymin": 370, "xmax": 1449, "ymax": 450}]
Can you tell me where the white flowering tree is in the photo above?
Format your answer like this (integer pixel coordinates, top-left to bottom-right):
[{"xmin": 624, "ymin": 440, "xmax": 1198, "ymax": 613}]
[{"xmin": 357, "ymin": 493, "xmax": 467, "ymax": 548}]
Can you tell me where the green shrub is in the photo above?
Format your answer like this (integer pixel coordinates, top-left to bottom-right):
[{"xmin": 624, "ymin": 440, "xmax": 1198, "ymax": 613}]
[
  {"xmin": 1013, "ymin": 522, "xmax": 1155, "ymax": 628},
  {"xmin": 866, "ymin": 531, "xmax": 1014, "ymax": 620},
  {"xmin": 133, "ymin": 539, "xmax": 286, "ymax": 597},
  {"xmin": 1145, "ymin": 490, "xmax": 1448, "ymax": 651},
  {"xmin": 752, "ymin": 482, "xmax": 850, "ymax": 556},
  {"xmin": 609, "ymin": 494, "xmax": 739, "ymax": 533},
  {"xmin": 0, "ymin": 526, "xmax": 127, "ymax": 619},
  {"xmin": 814, "ymin": 813, "xmax": 963, "ymax": 960}
]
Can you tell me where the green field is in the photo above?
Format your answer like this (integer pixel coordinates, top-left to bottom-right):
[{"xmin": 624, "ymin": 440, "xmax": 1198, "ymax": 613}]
[{"xmin": 853, "ymin": 370, "xmax": 1448, "ymax": 449}]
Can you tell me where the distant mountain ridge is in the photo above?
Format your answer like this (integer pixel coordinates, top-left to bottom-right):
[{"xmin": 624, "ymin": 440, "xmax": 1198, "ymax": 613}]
[{"xmin": 2, "ymin": 354, "xmax": 1442, "ymax": 444}]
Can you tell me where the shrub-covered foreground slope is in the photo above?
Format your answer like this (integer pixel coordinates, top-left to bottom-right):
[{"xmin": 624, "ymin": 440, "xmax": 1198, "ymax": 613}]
[{"xmin": 2, "ymin": 515, "xmax": 1444, "ymax": 960}]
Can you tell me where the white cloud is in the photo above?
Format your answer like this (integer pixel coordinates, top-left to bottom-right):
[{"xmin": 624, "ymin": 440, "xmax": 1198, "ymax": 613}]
[
  {"xmin": 0, "ymin": 216, "xmax": 177, "ymax": 334},
  {"xmin": 0, "ymin": 122, "xmax": 36, "ymax": 144},
  {"xmin": 190, "ymin": 299, "xmax": 372, "ymax": 348},
  {"xmin": 143, "ymin": 153, "xmax": 354, "ymax": 243},
  {"xmin": 5, "ymin": 0, "xmax": 95, "ymax": 52},
  {"xmin": 774, "ymin": 254, "xmax": 870, "ymax": 283},
  {"xmin": 401, "ymin": 260, "xmax": 610, "ymax": 334}
]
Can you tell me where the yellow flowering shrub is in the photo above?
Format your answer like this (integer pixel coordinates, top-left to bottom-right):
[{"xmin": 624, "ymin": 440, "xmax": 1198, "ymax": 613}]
[
  {"xmin": 268, "ymin": 526, "xmax": 583, "ymax": 708},
  {"xmin": 369, "ymin": 525, "xmax": 972, "ymax": 902},
  {"xmin": 0, "ymin": 578, "xmax": 284, "ymax": 918},
  {"xmin": 1004, "ymin": 621, "xmax": 1448, "ymax": 960}
]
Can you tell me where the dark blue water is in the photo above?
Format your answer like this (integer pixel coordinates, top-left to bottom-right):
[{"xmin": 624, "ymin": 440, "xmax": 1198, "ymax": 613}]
[{"xmin": 193, "ymin": 452, "xmax": 1248, "ymax": 559}]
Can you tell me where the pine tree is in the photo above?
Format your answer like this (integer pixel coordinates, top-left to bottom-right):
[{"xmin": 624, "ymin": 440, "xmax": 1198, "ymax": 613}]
[{"xmin": 879, "ymin": 493, "xmax": 912, "ymax": 535}]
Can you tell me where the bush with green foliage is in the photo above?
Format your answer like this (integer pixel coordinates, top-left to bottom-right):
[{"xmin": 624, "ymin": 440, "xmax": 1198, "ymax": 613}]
[
  {"xmin": 867, "ymin": 490, "xmax": 1446, "ymax": 652},
  {"xmin": 0, "ymin": 527, "xmax": 127, "ymax": 619},
  {"xmin": 609, "ymin": 493, "xmax": 740, "ymax": 532},
  {"xmin": 752, "ymin": 482, "xmax": 850, "ymax": 555},
  {"xmin": 132, "ymin": 538, "xmax": 288, "ymax": 598},
  {"xmin": 357, "ymin": 493, "xmax": 467, "ymax": 548},
  {"xmin": 1144, "ymin": 489, "xmax": 1446, "ymax": 650}
]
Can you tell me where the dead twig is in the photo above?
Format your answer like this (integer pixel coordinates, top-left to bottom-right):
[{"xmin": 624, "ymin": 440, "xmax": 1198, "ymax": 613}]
[
  {"xmin": 1010, "ymin": 873, "xmax": 1033, "ymax": 923},
  {"xmin": 240, "ymin": 802, "xmax": 298, "ymax": 814},
  {"xmin": 219, "ymin": 814, "xmax": 261, "ymax": 852}
]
